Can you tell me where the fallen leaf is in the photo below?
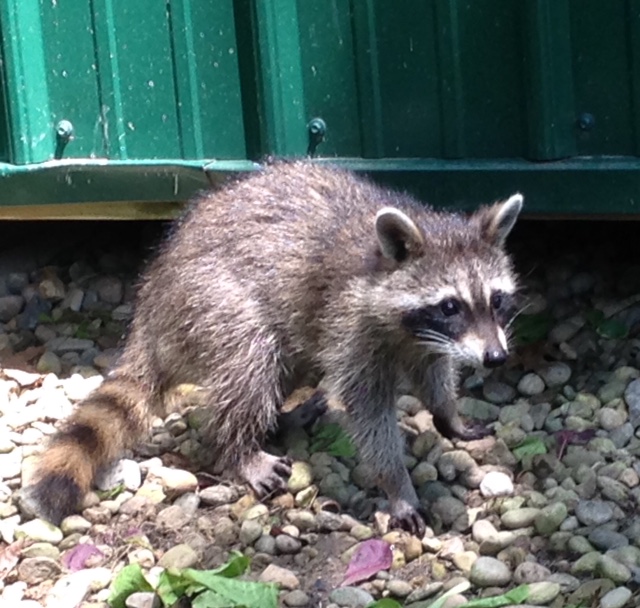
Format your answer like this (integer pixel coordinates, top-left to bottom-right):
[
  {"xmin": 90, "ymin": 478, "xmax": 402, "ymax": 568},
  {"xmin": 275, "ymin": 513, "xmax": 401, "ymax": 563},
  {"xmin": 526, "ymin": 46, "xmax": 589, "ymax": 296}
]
[
  {"xmin": 340, "ymin": 539, "xmax": 392, "ymax": 587},
  {"xmin": 0, "ymin": 539, "xmax": 24, "ymax": 580},
  {"xmin": 62, "ymin": 543, "xmax": 104, "ymax": 572}
]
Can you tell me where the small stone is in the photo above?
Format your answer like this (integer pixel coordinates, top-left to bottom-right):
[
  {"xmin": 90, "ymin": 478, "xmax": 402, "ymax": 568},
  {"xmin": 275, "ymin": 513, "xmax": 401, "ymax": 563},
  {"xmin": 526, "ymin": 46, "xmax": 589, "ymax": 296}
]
[
  {"xmin": 575, "ymin": 500, "xmax": 615, "ymax": 526},
  {"xmin": 534, "ymin": 502, "xmax": 568, "ymax": 536},
  {"xmin": 36, "ymin": 351, "xmax": 62, "ymax": 375},
  {"xmin": 288, "ymin": 462, "xmax": 313, "ymax": 493},
  {"xmin": 386, "ymin": 579, "xmax": 413, "ymax": 598},
  {"xmin": 452, "ymin": 551, "xmax": 477, "ymax": 573},
  {"xmin": 158, "ymin": 544, "xmax": 198, "ymax": 569},
  {"xmin": 406, "ymin": 582, "xmax": 444, "ymax": 604},
  {"xmin": 239, "ymin": 519, "xmax": 263, "ymax": 546},
  {"xmin": 60, "ymin": 515, "xmax": 92, "ymax": 535},
  {"xmin": 254, "ymin": 534, "xmax": 276, "ymax": 555},
  {"xmin": 597, "ymin": 555, "xmax": 632, "ymax": 584},
  {"xmin": 624, "ymin": 379, "xmax": 640, "ymax": 427},
  {"xmin": 212, "ymin": 517, "xmax": 238, "ymax": 546},
  {"xmin": 259, "ymin": 564, "xmax": 300, "ymax": 590},
  {"xmin": 94, "ymin": 276, "xmax": 124, "ymax": 304},
  {"xmin": 526, "ymin": 581, "xmax": 561, "ymax": 605},
  {"xmin": 0, "ymin": 295, "xmax": 24, "ymax": 322},
  {"xmin": 0, "ymin": 448, "xmax": 22, "ymax": 479},
  {"xmin": 483, "ymin": 380, "xmax": 516, "ymax": 404},
  {"xmin": 472, "ymin": 519, "xmax": 498, "ymax": 544},
  {"xmin": 500, "ymin": 507, "xmax": 541, "ymax": 529},
  {"xmin": 600, "ymin": 587, "xmax": 633, "ymax": 608},
  {"xmin": 156, "ymin": 505, "xmax": 191, "ymax": 531},
  {"xmin": 599, "ymin": 408, "xmax": 627, "ymax": 430},
  {"xmin": 275, "ymin": 534, "xmax": 302, "ymax": 554},
  {"xmin": 125, "ymin": 592, "xmax": 161, "ymax": 608},
  {"xmin": 513, "ymin": 562, "xmax": 552, "ymax": 584},
  {"xmin": 283, "ymin": 590, "xmax": 310, "ymax": 607},
  {"xmin": 199, "ymin": 484, "xmax": 240, "ymax": 507},
  {"xmin": 588, "ymin": 527, "xmax": 629, "ymax": 551},
  {"xmin": 517, "ymin": 373, "xmax": 545, "ymax": 396},
  {"xmin": 479, "ymin": 471, "xmax": 514, "ymax": 497},
  {"xmin": 21, "ymin": 542, "xmax": 60, "ymax": 560},
  {"xmin": 538, "ymin": 362, "xmax": 572, "ymax": 388},
  {"xmin": 17, "ymin": 556, "xmax": 61, "ymax": 584},
  {"xmin": 151, "ymin": 467, "xmax": 198, "ymax": 495},
  {"xmin": 469, "ymin": 556, "xmax": 512, "ymax": 587},
  {"xmin": 329, "ymin": 586, "xmax": 375, "ymax": 607},
  {"xmin": 15, "ymin": 519, "xmax": 63, "ymax": 544}
]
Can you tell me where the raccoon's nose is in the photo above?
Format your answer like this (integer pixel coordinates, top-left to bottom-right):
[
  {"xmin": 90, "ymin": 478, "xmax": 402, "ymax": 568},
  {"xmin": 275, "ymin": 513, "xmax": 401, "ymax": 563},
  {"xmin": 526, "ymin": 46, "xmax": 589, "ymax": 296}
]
[{"xmin": 483, "ymin": 348, "xmax": 507, "ymax": 369}]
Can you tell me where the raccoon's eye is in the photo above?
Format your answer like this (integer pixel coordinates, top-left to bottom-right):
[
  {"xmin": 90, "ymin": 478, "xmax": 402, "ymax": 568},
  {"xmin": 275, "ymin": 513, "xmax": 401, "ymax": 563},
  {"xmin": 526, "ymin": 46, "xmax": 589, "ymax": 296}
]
[
  {"xmin": 490, "ymin": 292, "xmax": 503, "ymax": 310},
  {"xmin": 440, "ymin": 298, "xmax": 461, "ymax": 317}
]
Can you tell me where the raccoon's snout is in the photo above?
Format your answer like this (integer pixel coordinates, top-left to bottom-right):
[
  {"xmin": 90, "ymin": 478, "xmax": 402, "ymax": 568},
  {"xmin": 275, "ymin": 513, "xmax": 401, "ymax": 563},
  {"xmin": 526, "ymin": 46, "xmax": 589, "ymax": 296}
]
[{"xmin": 483, "ymin": 347, "xmax": 507, "ymax": 369}]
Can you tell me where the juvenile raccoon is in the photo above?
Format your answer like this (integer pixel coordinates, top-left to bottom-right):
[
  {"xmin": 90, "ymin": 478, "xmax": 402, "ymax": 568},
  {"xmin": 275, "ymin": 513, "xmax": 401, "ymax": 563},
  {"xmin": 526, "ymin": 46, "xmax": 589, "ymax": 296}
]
[{"xmin": 30, "ymin": 161, "xmax": 522, "ymax": 535}]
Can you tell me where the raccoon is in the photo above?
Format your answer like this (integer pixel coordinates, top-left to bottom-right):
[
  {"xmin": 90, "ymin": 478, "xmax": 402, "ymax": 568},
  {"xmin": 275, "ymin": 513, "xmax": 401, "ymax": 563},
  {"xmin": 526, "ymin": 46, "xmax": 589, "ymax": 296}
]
[{"xmin": 29, "ymin": 160, "xmax": 522, "ymax": 536}]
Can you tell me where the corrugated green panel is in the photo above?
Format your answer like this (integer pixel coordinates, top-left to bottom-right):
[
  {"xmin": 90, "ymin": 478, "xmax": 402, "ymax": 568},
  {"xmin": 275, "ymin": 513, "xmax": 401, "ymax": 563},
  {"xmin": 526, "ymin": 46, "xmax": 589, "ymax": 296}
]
[
  {"xmin": 39, "ymin": 2, "xmax": 103, "ymax": 158},
  {"xmin": 628, "ymin": 0, "xmax": 640, "ymax": 156},
  {"xmin": 352, "ymin": 0, "xmax": 442, "ymax": 158},
  {"xmin": 569, "ymin": 0, "xmax": 634, "ymax": 156},
  {"xmin": 0, "ymin": 1, "xmax": 53, "ymax": 164},
  {"xmin": 296, "ymin": 1, "xmax": 361, "ymax": 157},
  {"xmin": 522, "ymin": 0, "xmax": 576, "ymax": 160},
  {"xmin": 0, "ymin": 28, "xmax": 10, "ymax": 163},
  {"xmin": 452, "ymin": 0, "xmax": 525, "ymax": 158},
  {"xmin": 91, "ymin": 0, "xmax": 181, "ymax": 160},
  {"xmin": 168, "ymin": 0, "xmax": 246, "ymax": 159}
]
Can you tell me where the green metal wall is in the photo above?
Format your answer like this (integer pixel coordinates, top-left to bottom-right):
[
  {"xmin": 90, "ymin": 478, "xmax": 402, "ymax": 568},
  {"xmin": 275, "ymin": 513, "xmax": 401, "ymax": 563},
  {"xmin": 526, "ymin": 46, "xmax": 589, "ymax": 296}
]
[{"xmin": 0, "ymin": 1, "xmax": 639, "ymax": 215}]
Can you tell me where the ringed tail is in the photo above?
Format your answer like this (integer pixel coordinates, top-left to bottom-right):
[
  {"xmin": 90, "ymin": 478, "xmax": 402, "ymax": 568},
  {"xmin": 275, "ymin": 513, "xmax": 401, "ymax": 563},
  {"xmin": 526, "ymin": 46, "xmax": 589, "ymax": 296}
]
[{"xmin": 29, "ymin": 375, "xmax": 151, "ymax": 525}]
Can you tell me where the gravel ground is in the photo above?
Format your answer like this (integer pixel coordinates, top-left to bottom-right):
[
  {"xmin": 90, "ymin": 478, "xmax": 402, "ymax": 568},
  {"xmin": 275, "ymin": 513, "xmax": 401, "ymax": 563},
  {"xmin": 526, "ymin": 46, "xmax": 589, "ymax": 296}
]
[{"xmin": 1, "ymin": 219, "xmax": 640, "ymax": 608}]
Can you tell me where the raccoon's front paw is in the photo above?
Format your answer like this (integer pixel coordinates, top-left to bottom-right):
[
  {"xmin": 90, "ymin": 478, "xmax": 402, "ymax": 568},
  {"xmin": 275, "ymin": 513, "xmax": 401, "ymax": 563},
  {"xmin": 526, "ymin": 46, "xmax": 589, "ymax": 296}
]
[
  {"xmin": 433, "ymin": 414, "xmax": 492, "ymax": 441},
  {"xmin": 240, "ymin": 451, "xmax": 292, "ymax": 499},
  {"xmin": 389, "ymin": 500, "xmax": 427, "ymax": 538}
]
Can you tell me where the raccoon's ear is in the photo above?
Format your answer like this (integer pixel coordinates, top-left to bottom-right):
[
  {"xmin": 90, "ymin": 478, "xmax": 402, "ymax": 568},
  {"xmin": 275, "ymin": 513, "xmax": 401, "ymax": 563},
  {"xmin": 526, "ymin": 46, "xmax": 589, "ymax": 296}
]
[
  {"xmin": 476, "ymin": 193, "xmax": 523, "ymax": 246},
  {"xmin": 375, "ymin": 207, "xmax": 424, "ymax": 262}
]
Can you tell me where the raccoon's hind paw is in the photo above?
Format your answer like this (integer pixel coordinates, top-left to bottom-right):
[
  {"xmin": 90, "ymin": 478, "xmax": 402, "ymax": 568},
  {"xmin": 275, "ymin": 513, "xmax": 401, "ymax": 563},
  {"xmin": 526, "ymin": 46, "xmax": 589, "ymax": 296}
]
[
  {"xmin": 24, "ymin": 474, "xmax": 83, "ymax": 525},
  {"xmin": 389, "ymin": 501, "xmax": 427, "ymax": 538},
  {"xmin": 241, "ymin": 452, "xmax": 293, "ymax": 499}
]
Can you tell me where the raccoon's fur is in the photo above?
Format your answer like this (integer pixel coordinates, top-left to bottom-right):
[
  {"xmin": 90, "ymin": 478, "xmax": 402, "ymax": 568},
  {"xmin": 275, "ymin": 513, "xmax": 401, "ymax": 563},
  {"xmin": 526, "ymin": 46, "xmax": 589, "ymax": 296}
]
[{"xmin": 29, "ymin": 160, "xmax": 522, "ymax": 535}]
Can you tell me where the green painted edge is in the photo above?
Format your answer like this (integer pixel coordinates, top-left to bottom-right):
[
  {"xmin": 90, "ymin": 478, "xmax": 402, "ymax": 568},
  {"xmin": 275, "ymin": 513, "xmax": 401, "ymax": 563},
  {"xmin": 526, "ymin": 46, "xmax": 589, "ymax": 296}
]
[{"xmin": 0, "ymin": 157, "xmax": 640, "ymax": 216}]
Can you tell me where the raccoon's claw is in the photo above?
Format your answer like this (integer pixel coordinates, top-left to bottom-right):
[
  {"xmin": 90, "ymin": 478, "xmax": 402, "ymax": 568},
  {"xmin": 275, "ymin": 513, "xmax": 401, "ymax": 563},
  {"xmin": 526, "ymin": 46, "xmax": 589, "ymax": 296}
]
[
  {"xmin": 389, "ymin": 501, "xmax": 427, "ymax": 538},
  {"xmin": 241, "ymin": 452, "xmax": 292, "ymax": 499}
]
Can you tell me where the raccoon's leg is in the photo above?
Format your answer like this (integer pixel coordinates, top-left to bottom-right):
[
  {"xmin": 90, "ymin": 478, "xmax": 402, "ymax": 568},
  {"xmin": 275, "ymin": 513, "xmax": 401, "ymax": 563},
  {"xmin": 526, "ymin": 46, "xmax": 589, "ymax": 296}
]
[
  {"xmin": 418, "ymin": 356, "xmax": 491, "ymax": 441},
  {"xmin": 200, "ymin": 330, "xmax": 292, "ymax": 499},
  {"xmin": 335, "ymin": 377, "xmax": 426, "ymax": 537}
]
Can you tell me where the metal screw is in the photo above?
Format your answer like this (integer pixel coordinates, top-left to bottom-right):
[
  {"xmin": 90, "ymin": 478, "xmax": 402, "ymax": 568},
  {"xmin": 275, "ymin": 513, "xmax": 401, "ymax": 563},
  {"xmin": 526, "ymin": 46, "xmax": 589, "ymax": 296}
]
[
  {"xmin": 54, "ymin": 120, "xmax": 74, "ymax": 159},
  {"xmin": 307, "ymin": 117, "xmax": 327, "ymax": 157},
  {"xmin": 577, "ymin": 113, "xmax": 595, "ymax": 131}
]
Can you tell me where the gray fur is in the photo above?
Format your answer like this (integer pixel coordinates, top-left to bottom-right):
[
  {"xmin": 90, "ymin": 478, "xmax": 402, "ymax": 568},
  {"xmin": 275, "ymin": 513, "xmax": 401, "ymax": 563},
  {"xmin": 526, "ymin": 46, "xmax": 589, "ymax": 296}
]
[{"xmin": 33, "ymin": 160, "xmax": 522, "ymax": 533}]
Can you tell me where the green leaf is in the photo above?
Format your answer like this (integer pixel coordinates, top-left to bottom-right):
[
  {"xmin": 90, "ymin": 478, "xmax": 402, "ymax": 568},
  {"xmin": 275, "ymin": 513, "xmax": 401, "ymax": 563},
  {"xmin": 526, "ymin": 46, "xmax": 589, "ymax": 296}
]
[
  {"xmin": 463, "ymin": 584, "xmax": 530, "ymax": 608},
  {"xmin": 37, "ymin": 312, "xmax": 54, "ymax": 324},
  {"xmin": 513, "ymin": 313, "xmax": 553, "ymax": 346},
  {"xmin": 191, "ymin": 577, "xmax": 278, "ymax": 608},
  {"xmin": 410, "ymin": 581, "xmax": 471, "ymax": 608},
  {"xmin": 309, "ymin": 423, "xmax": 356, "ymax": 458},
  {"xmin": 96, "ymin": 482, "xmax": 125, "ymax": 501},
  {"xmin": 156, "ymin": 569, "xmax": 191, "ymax": 607},
  {"xmin": 596, "ymin": 318, "xmax": 629, "ymax": 340},
  {"xmin": 157, "ymin": 553, "xmax": 252, "ymax": 606},
  {"xmin": 585, "ymin": 308, "xmax": 605, "ymax": 328},
  {"xmin": 108, "ymin": 564, "xmax": 154, "ymax": 608},
  {"xmin": 367, "ymin": 599, "xmax": 404, "ymax": 608},
  {"xmin": 512, "ymin": 436, "xmax": 547, "ymax": 461}
]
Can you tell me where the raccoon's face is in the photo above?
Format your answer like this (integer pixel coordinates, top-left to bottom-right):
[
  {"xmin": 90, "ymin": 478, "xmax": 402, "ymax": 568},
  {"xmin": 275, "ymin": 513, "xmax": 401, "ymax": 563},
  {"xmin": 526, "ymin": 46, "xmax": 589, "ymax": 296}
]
[{"xmin": 375, "ymin": 194, "xmax": 522, "ymax": 369}]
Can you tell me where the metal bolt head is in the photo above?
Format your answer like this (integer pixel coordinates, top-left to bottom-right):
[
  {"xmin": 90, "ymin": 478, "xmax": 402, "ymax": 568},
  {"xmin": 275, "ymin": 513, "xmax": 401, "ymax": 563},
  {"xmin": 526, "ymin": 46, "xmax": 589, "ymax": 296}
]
[
  {"xmin": 577, "ymin": 113, "xmax": 595, "ymax": 131},
  {"xmin": 55, "ymin": 120, "xmax": 74, "ymax": 141}
]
